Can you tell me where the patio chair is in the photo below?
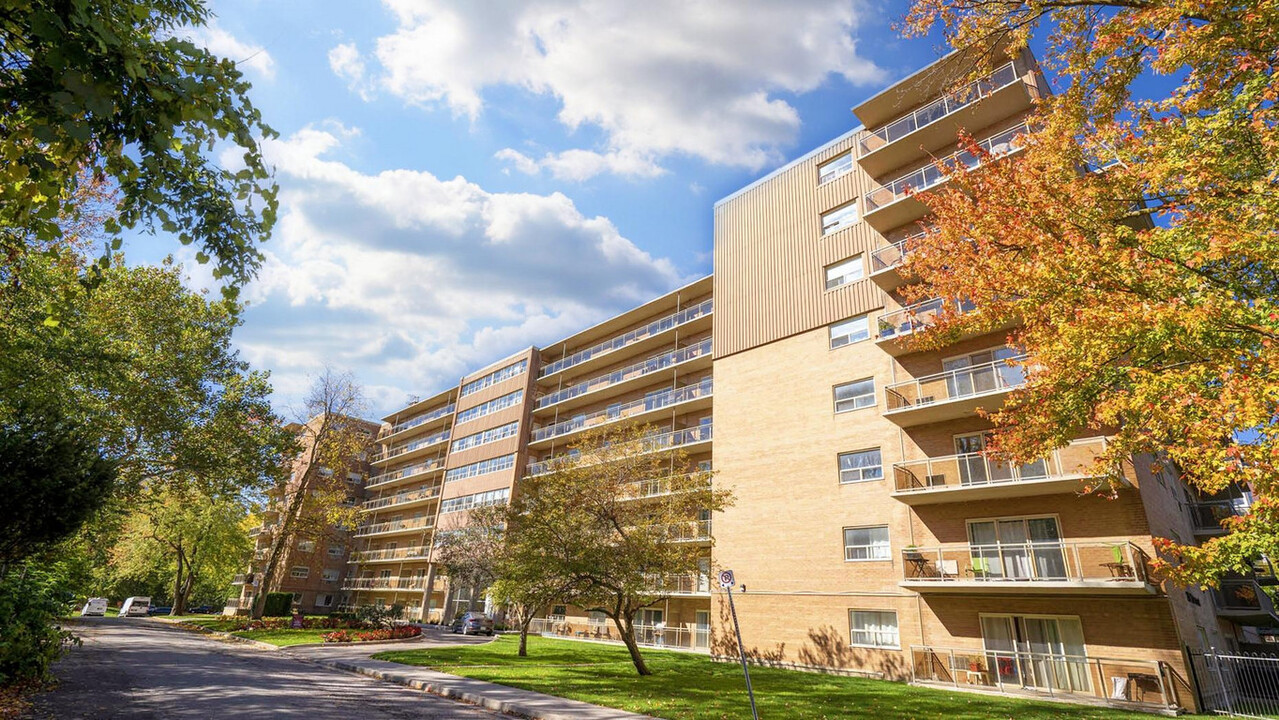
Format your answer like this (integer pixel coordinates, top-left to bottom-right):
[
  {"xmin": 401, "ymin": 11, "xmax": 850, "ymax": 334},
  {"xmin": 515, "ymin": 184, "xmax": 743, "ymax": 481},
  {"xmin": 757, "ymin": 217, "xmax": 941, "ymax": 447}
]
[{"xmin": 968, "ymin": 556, "xmax": 993, "ymax": 579}]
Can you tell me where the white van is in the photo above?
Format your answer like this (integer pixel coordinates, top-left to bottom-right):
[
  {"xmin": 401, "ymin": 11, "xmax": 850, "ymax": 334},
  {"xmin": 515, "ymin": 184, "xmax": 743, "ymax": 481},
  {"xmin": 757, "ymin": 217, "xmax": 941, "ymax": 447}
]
[
  {"xmin": 80, "ymin": 597, "xmax": 108, "ymax": 616},
  {"xmin": 119, "ymin": 596, "xmax": 151, "ymax": 617}
]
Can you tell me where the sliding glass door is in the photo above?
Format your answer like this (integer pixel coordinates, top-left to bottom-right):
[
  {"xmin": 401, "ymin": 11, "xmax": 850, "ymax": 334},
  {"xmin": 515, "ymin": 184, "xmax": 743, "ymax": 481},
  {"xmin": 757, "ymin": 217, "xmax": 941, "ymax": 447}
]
[
  {"xmin": 967, "ymin": 516, "xmax": 1067, "ymax": 580},
  {"xmin": 981, "ymin": 615, "xmax": 1090, "ymax": 693}
]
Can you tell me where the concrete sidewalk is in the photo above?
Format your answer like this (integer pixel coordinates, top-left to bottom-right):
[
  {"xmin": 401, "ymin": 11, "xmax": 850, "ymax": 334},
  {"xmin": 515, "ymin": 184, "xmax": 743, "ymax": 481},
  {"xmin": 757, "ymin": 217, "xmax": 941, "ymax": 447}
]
[{"xmin": 294, "ymin": 648, "xmax": 654, "ymax": 720}]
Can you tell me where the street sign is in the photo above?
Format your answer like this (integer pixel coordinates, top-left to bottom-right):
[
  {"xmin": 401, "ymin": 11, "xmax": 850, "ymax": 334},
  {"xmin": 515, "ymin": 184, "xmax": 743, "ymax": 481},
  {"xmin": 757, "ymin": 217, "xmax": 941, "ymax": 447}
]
[{"xmin": 718, "ymin": 569, "xmax": 736, "ymax": 589}]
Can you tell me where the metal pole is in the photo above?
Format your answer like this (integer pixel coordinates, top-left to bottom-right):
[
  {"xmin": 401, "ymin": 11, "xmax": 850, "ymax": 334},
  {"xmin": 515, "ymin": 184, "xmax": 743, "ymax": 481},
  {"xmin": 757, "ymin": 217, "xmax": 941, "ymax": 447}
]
[{"xmin": 724, "ymin": 586, "xmax": 760, "ymax": 720}]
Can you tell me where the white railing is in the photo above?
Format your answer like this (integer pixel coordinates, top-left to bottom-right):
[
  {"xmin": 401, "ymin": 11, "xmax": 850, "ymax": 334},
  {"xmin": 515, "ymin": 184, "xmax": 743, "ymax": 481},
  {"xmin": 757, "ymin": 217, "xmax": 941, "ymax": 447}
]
[
  {"xmin": 863, "ymin": 121, "xmax": 1030, "ymax": 213},
  {"xmin": 878, "ymin": 297, "xmax": 977, "ymax": 340},
  {"xmin": 353, "ymin": 517, "xmax": 435, "ymax": 538},
  {"xmin": 893, "ymin": 437, "xmax": 1108, "ymax": 493},
  {"xmin": 660, "ymin": 519, "xmax": 713, "ymax": 543},
  {"xmin": 367, "ymin": 457, "xmax": 447, "ymax": 488},
  {"xmin": 540, "ymin": 299, "xmax": 713, "ymax": 378},
  {"xmin": 911, "ymin": 645, "xmax": 1178, "ymax": 709},
  {"xmin": 248, "ymin": 524, "xmax": 276, "ymax": 538},
  {"xmin": 884, "ymin": 356, "xmax": 1027, "ymax": 413},
  {"xmin": 859, "ymin": 59, "xmax": 1025, "ymax": 156},
  {"xmin": 373, "ymin": 428, "xmax": 451, "ymax": 462},
  {"xmin": 901, "ymin": 541, "xmax": 1152, "ymax": 585},
  {"xmin": 387, "ymin": 404, "xmax": 455, "ymax": 437},
  {"xmin": 527, "ymin": 424, "xmax": 713, "ymax": 476},
  {"xmin": 532, "ymin": 378, "xmax": 712, "ymax": 443},
  {"xmin": 341, "ymin": 577, "xmax": 429, "ymax": 591},
  {"xmin": 527, "ymin": 618, "xmax": 710, "ymax": 652},
  {"xmin": 630, "ymin": 472, "xmax": 712, "ymax": 500},
  {"xmin": 534, "ymin": 338, "xmax": 713, "ymax": 410},
  {"xmin": 352, "ymin": 545, "xmax": 431, "ymax": 563},
  {"xmin": 362, "ymin": 486, "xmax": 441, "ymax": 512}
]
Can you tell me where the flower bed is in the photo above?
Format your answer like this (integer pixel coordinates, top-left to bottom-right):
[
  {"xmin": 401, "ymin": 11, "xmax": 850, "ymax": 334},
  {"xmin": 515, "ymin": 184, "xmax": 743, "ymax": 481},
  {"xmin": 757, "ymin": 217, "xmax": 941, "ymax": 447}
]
[
  {"xmin": 323, "ymin": 625, "xmax": 421, "ymax": 643},
  {"xmin": 221, "ymin": 615, "xmax": 370, "ymax": 632}
]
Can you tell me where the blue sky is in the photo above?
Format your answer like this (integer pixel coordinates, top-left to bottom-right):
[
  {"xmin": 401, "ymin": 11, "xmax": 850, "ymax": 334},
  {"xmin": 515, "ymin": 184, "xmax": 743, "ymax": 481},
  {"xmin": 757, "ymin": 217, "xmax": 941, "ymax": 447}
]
[{"xmin": 130, "ymin": 0, "xmax": 960, "ymax": 418}]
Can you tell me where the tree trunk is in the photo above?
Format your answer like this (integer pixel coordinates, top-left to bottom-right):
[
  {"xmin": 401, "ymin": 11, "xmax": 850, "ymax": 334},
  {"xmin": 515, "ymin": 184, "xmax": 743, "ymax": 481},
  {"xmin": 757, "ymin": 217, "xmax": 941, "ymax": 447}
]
[
  {"xmin": 518, "ymin": 613, "xmax": 534, "ymax": 657},
  {"xmin": 613, "ymin": 615, "xmax": 651, "ymax": 675},
  {"xmin": 172, "ymin": 546, "xmax": 185, "ymax": 616}
]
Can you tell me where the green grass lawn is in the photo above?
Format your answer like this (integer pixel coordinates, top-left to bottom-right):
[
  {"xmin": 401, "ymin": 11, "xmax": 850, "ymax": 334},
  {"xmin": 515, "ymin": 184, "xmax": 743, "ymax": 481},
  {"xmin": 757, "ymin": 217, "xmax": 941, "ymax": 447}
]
[
  {"xmin": 179, "ymin": 617, "xmax": 333, "ymax": 647},
  {"xmin": 373, "ymin": 636, "xmax": 1146, "ymax": 720}
]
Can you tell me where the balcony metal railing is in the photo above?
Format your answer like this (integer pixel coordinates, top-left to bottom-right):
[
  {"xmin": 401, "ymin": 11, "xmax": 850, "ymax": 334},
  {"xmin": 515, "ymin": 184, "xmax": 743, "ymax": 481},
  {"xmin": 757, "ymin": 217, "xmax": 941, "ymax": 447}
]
[
  {"xmin": 527, "ymin": 424, "xmax": 713, "ymax": 476},
  {"xmin": 231, "ymin": 573, "xmax": 254, "ymax": 585},
  {"xmin": 1189, "ymin": 500, "xmax": 1251, "ymax": 534},
  {"xmin": 362, "ymin": 486, "xmax": 441, "ymax": 512},
  {"xmin": 893, "ymin": 437, "xmax": 1108, "ymax": 494},
  {"xmin": 341, "ymin": 577, "xmax": 430, "ymax": 591},
  {"xmin": 870, "ymin": 226, "xmax": 932, "ymax": 274},
  {"xmin": 367, "ymin": 457, "xmax": 447, "ymax": 488},
  {"xmin": 910, "ymin": 645, "xmax": 1178, "ymax": 709},
  {"xmin": 248, "ymin": 523, "xmax": 276, "ymax": 538},
  {"xmin": 878, "ymin": 297, "xmax": 977, "ymax": 341},
  {"xmin": 660, "ymin": 519, "xmax": 713, "ymax": 543},
  {"xmin": 649, "ymin": 573, "xmax": 712, "ymax": 595},
  {"xmin": 532, "ymin": 378, "xmax": 712, "ymax": 443},
  {"xmin": 858, "ymin": 59, "xmax": 1025, "ymax": 157},
  {"xmin": 351, "ymin": 545, "xmax": 432, "ymax": 563},
  {"xmin": 539, "ymin": 299, "xmax": 713, "ymax": 378},
  {"xmin": 863, "ymin": 121, "xmax": 1030, "ymax": 213},
  {"xmin": 386, "ymin": 404, "xmax": 455, "ymax": 437},
  {"xmin": 630, "ymin": 472, "xmax": 712, "ymax": 500},
  {"xmin": 901, "ymin": 541, "xmax": 1152, "ymax": 585},
  {"xmin": 372, "ymin": 428, "xmax": 451, "ymax": 463},
  {"xmin": 884, "ymin": 356, "xmax": 1027, "ymax": 413},
  {"xmin": 352, "ymin": 517, "xmax": 435, "ymax": 538},
  {"xmin": 534, "ymin": 338, "xmax": 713, "ymax": 410},
  {"xmin": 528, "ymin": 618, "xmax": 710, "ymax": 652}
]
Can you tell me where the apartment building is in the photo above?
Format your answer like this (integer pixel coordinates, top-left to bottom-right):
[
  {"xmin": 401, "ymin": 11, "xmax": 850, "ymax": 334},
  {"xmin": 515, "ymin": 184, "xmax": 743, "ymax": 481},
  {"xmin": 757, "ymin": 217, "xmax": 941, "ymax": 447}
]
[
  {"xmin": 230, "ymin": 416, "xmax": 379, "ymax": 615},
  {"xmin": 709, "ymin": 43, "xmax": 1271, "ymax": 712}
]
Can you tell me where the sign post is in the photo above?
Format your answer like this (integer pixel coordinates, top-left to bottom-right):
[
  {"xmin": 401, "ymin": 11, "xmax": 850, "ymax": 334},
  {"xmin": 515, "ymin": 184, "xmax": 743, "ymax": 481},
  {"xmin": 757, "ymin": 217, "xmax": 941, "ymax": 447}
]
[{"xmin": 718, "ymin": 569, "xmax": 759, "ymax": 720}]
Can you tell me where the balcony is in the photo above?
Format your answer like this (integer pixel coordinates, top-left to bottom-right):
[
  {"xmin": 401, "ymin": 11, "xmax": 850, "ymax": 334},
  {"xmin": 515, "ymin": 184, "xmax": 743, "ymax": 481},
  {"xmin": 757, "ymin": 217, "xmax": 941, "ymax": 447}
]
[
  {"xmin": 382, "ymin": 403, "xmax": 455, "ymax": 443},
  {"xmin": 874, "ymin": 297, "xmax": 1012, "ymax": 356},
  {"xmin": 862, "ymin": 121, "xmax": 1030, "ymax": 232},
  {"xmin": 248, "ymin": 523, "xmax": 276, "ymax": 538},
  {"xmin": 648, "ymin": 573, "xmax": 712, "ymax": 596},
  {"xmin": 529, "ymin": 618, "xmax": 710, "ymax": 653},
  {"xmin": 857, "ymin": 59, "xmax": 1037, "ymax": 177},
  {"xmin": 352, "ymin": 546, "xmax": 431, "ymax": 564},
  {"xmin": 630, "ymin": 472, "xmax": 712, "ymax": 501},
  {"xmin": 883, "ymin": 356, "xmax": 1027, "ymax": 427},
  {"xmin": 371, "ymin": 428, "xmax": 450, "ymax": 465},
  {"xmin": 661, "ymin": 519, "xmax": 713, "ymax": 543},
  {"xmin": 540, "ymin": 299, "xmax": 713, "ymax": 380},
  {"xmin": 341, "ymin": 577, "xmax": 429, "ymax": 591},
  {"xmin": 1189, "ymin": 500, "xmax": 1250, "ymax": 536},
  {"xmin": 367, "ymin": 457, "xmax": 447, "ymax": 489},
  {"xmin": 527, "ymin": 424, "xmax": 713, "ymax": 476},
  {"xmin": 910, "ymin": 645, "xmax": 1180, "ymax": 711},
  {"xmin": 868, "ymin": 232, "xmax": 922, "ymax": 292},
  {"xmin": 352, "ymin": 517, "xmax": 435, "ymax": 539},
  {"xmin": 534, "ymin": 338, "xmax": 713, "ymax": 414},
  {"xmin": 891, "ymin": 437, "xmax": 1109, "ymax": 505},
  {"xmin": 362, "ymin": 486, "xmax": 441, "ymax": 512},
  {"xmin": 231, "ymin": 573, "xmax": 254, "ymax": 586},
  {"xmin": 900, "ymin": 541, "xmax": 1157, "ymax": 595},
  {"xmin": 529, "ymin": 378, "xmax": 713, "ymax": 448},
  {"xmin": 1212, "ymin": 580, "xmax": 1279, "ymax": 624}
]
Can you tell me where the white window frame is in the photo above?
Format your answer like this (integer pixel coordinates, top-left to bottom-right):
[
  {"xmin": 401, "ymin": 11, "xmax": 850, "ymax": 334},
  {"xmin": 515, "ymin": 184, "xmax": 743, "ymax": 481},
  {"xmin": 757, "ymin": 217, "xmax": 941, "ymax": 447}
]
[
  {"xmin": 825, "ymin": 256, "xmax": 865, "ymax": 290},
  {"xmin": 327, "ymin": 545, "xmax": 344, "ymax": 557},
  {"xmin": 289, "ymin": 566, "xmax": 310, "ymax": 579},
  {"xmin": 849, "ymin": 609, "xmax": 900, "ymax": 649},
  {"xmin": 818, "ymin": 152, "xmax": 854, "ymax": 184},
  {"xmin": 833, "ymin": 378, "xmax": 876, "ymax": 413},
  {"xmin": 315, "ymin": 593, "xmax": 334, "ymax": 608},
  {"xmin": 296, "ymin": 540, "xmax": 315, "ymax": 553},
  {"xmin": 321, "ymin": 569, "xmax": 340, "ymax": 583},
  {"xmin": 843, "ymin": 526, "xmax": 891, "ymax": 561},
  {"xmin": 830, "ymin": 314, "xmax": 871, "ymax": 349},
  {"xmin": 821, "ymin": 201, "xmax": 859, "ymax": 235},
  {"xmin": 838, "ymin": 448, "xmax": 883, "ymax": 484}
]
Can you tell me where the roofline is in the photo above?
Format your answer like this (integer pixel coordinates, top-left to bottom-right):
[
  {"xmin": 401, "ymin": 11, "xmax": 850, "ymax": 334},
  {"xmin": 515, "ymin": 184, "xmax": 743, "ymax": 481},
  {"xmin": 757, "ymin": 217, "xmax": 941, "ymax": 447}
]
[
  {"xmin": 851, "ymin": 45, "xmax": 965, "ymax": 117},
  {"xmin": 714, "ymin": 125, "xmax": 863, "ymax": 208},
  {"xmin": 537, "ymin": 274, "xmax": 713, "ymax": 353}
]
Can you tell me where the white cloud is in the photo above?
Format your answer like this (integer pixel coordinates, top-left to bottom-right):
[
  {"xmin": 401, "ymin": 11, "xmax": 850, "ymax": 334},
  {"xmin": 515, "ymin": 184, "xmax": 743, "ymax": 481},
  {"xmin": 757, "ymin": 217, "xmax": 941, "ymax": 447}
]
[
  {"xmin": 348, "ymin": 0, "xmax": 883, "ymax": 176},
  {"xmin": 189, "ymin": 24, "xmax": 275, "ymax": 79},
  {"xmin": 495, "ymin": 147, "xmax": 665, "ymax": 182},
  {"xmin": 328, "ymin": 42, "xmax": 371, "ymax": 99},
  {"xmin": 238, "ymin": 124, "xmax": 688, "ymax": 415}
]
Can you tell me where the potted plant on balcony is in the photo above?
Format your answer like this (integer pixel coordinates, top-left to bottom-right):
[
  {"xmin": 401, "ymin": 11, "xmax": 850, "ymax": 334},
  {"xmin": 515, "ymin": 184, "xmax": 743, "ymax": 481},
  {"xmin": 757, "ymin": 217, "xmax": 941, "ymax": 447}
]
[{"xmin": 903, "ymin": 545, "xmax": 923, "ymax": 561}]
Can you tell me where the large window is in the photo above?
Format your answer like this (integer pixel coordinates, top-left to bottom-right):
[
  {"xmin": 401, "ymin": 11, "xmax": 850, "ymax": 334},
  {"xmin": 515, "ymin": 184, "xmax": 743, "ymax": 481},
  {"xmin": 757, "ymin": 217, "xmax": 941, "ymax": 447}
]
[
  {"xmin": 844, "ymin": 526, "xmax": 891, "ymax": 561},
  {"xmin": 451, "ymin": 421, "xmax": 520, "ymax": 453},
  {"xmin": 830, "ymin": 314, "xmax": 871, "ymax": 349},
  {"xmin": 455, "ymin": 389, "xmax": 524, "ymax": 425},
  {"xmin": 821, "ymin": 202, "xmax": 859, "ymax": 235},
  {"xmin": 849, "ymin": 610, "xmax": 899, "ymax": 648},
  {"xmin": 818, "ymin": 152, "xmax": 854, "ymax": 184},
  {"xmin": 825, "ymin": 256, "xmax": 865, "ymax": 290},
  {"xmin": 834, "ymin": 378, "xmax": 875, "ymax": 413},
  {"xmin": 440, "ymin": 487, "xmax": 511, "ymax": 514},
  {"xmin": 289, "ymin": 566, "xmax": 310, "ymax": 579},
  {"xmin": 460, "ymin": 359, "xmax": 528, "ymax": 397},
  {"xmin": 839, "ymin": 448, "xmax": 883, "ymax": 483},
  {"xmin": 444, "ymin": 453, "xmax": 516, "ymax": 483}
]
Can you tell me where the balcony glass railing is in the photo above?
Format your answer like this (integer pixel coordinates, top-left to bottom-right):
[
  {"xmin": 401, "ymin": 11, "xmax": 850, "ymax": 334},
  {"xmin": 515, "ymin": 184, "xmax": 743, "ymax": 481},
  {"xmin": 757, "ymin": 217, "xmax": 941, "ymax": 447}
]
[
  {"xmin": 893, "ymin": 437, "xmax": 1108, "ymax": 494},
  {"xmin": 342, "ymin": 577, "xmax": 430, "ymax": 591},
  {"xmin": 859, "ymin": 60, "xmax": 1024, "ymax": 157},
  {"xmin": 528, "ymin": 618, "xmax": 711, "ymax": 652},
  {"xmin": 1189, "ymin": 500, "xmax": 1251, "ymax": 534},
  {"xmin": 902, "ymin": 541, "xmax": 1151, "ymax": 585},
  {"xmin": 362, "ymin": 486, "xmax": 441, "ymax": 512},
  {"xmin": 353, "ymin": 517, "xmax": 435, "ymax": 538},
  {"xmin": 534, "ymin": 338, "xmax": 713, "ymax": 410},
  {"xmin": 884, "ymin": 356, "xmax": 1026, "ymax": 413},
  {"xmin": 527, "ymin": 424, "xmax": 713, "ymax": 476},
  {"xmin": 532, "ymin": 378, "xmax": 713, "ymax": 443},
  {"xmin": 1213, "ymin": 580, "xmax": 1271, "ymax": 612},
  {"xmin": 540, "ymin": 299, "xmax": 713, "ymax": 378},
  {"xmin": 367, "ymin": 457, "xmax": 447, "ymax": 487},
  {"xmin": 878, "ymin": 297, "xmax": 976, "ymax": 340},
  {"xmin": 661, "ymin": 519, "xmax": 713, "ymax": 542},
  {"xmin": 870, "ymin": 226, "xmax": 932, "ymax": 274},
  {"xmin": 863, "ymin": 121, "xmax": 1030, "ymax": 213},
  {"xmin": 386, "ymin": 404, "xmax": 455, "ymax": 437},
  {"xmin": 372, "ymin": 428, "xmax": 451, "ymax": 462},
  {"xmin": 352, "ymin": 546, "xmax": 431, "ymax": 563}
]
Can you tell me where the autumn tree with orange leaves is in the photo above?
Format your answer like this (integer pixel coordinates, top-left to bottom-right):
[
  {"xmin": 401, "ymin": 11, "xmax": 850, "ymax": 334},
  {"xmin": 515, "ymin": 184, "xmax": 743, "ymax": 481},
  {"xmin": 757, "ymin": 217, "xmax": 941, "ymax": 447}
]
[{"xmin": 897, "ymin": 0, "xmax": 1279, "ymax": 589}]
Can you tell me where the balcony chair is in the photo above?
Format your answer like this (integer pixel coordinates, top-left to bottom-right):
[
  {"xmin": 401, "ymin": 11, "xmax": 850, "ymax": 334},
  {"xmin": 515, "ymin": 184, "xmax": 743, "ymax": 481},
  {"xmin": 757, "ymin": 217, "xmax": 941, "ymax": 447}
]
[
  {"xmin": 1106, "ymin": 544, "xmax": 1134, "ymax": 579},
  {"xmin": 968, "ymin": 556, "xmax": 993, "ymax": 579}
]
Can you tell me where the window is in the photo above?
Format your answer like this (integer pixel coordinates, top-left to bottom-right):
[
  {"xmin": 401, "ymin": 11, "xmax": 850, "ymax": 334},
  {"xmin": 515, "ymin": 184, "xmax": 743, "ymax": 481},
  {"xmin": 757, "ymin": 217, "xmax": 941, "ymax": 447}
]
[
  {"xmin": 844, "ymin": 526, "xmax": 891, "ymax": 561},
  {"xmin": 455, "ymin": 390, "xmax": 524, "ymax": 425},
  {"xmin": 297, "ymin": 540, "xmax": 315, "ymax": 553},
  {"xmin": 830, "ymin": 314, "xmax": 870, "ymax": 348},
  {"xmin": 445, "ymin": 453, "xmax": 516, "ymax": 483},
  {"xmin": 315, "ymin": 594, "xmax": 334, "ymax": 608},
  {"xmin": 825, "ymin": 256, "xmax": 865, "ymax": 290},
  {"xmin": 451, "ymin": 421, "xmax": 520, "ymax": 453},
  {"xmin": 839, "ymin": 448, "xmax": 883, "ymax": 483},
  {"xmin": 460, "ymin": 360, "xmax": 528, "ymax": 397},
  {"xmin": 440, "ymin": 487, "xmax": 510, "ymax": 514},
  {"xmin": 821, "ymin": 202, "xmax": 859, "ymax": 235},
  {"xmin": 322, "ymin": 569, "xmax": 340, "ymax": 583},
  {"xmin": 834, "ymin": 378, "xmax": 875, "ymax": 413},
  {"xmin": 849, "ymin": 610, "xmax": 899, "ymax": 648},
  {"xmin": 818, "ymin": 152, "xmax": 854, "ymax": 184},
  {"xmin": 327, "ymin": 545, "xmax": 344, "ymax": 557},
  {"xmin": 346, "ymin": 471, "xmax": 362, "ymax": 484},
  {"xmin": 289, "ymin": 566, "xmax": 310, "ymax": 579}
]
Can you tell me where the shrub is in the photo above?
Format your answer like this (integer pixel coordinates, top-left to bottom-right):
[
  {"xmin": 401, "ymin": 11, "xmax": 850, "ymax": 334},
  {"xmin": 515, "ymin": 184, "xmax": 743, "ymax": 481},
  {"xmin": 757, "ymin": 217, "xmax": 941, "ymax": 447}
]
[
  {"xmin": 355, "ymin": 603, "xmax": 404, "ymax": 629},
  {"xmin": 321, "ymin": 630, "xmax": 353, "ymax": 643},
  {"xmin": 353, "ymin": 625, "xmax": 420, "ymax": 642},
  {"xmin": 0, "ymin": 567, "xmax": 78, "ymax": 685},
  {"xmin": 262, "ymin": 592, "xmax": 293, "ymax": 617}
]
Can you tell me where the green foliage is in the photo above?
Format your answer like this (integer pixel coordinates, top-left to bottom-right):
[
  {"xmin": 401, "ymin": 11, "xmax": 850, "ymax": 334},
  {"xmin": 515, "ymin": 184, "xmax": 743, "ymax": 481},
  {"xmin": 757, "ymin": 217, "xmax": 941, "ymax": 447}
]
[
  {"xmin": 0, "ymin": 566, "xmax": 77, "ymax": 685},
  {"xmin": 355, "ymin": 603, "xmax": 405, "ymax": 630},
  {"xmin": 262, "ymin": 592, "xmax": 292, "ymax": 618},
  {"xmin": 0, "ymin": 0, "xmax": 278, "ymax": 293}
]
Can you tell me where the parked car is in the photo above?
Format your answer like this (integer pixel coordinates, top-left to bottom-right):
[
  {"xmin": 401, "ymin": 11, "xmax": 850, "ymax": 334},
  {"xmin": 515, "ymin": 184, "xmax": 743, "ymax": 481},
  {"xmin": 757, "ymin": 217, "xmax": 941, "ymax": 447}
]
[
  {"xmin": 80, "ymin": 597, "xmax": 108, "ymax": 616},
  {"xmin": 450, "ymin": 612, "xmax": 494, "ymax": 636},
  {"xmin": 147, "ymin": 606, "xmax": 173, "ymax": 616},
  {"xmin": 118, "ymin": 596, "xmax": 151, "ymax": 617},
  {"xmin": 188, "ymin": 605, "xmax": 215, "ymax": 614}
]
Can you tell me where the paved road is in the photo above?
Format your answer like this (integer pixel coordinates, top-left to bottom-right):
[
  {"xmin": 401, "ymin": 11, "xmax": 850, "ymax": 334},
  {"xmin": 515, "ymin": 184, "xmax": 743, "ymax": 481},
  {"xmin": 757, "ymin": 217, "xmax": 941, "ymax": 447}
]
[{"xmin": 23, "ymin": 617, "xmax": 501, "ymax": 719}]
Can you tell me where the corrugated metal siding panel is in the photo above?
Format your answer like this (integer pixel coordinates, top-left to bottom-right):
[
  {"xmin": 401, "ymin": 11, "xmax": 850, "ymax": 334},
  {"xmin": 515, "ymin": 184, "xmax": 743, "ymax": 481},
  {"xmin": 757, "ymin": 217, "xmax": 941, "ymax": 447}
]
[{"xmin": 714, "ymin": 131, "xmax": 891, "ymax": 358}]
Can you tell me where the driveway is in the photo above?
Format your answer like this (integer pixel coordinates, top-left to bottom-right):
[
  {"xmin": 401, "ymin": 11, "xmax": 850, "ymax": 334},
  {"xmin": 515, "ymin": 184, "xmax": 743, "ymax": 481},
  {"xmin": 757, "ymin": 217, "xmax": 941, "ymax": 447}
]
[{"xmin": 23, "ymin": 617, "xmax": 501, "ymax": 719}]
